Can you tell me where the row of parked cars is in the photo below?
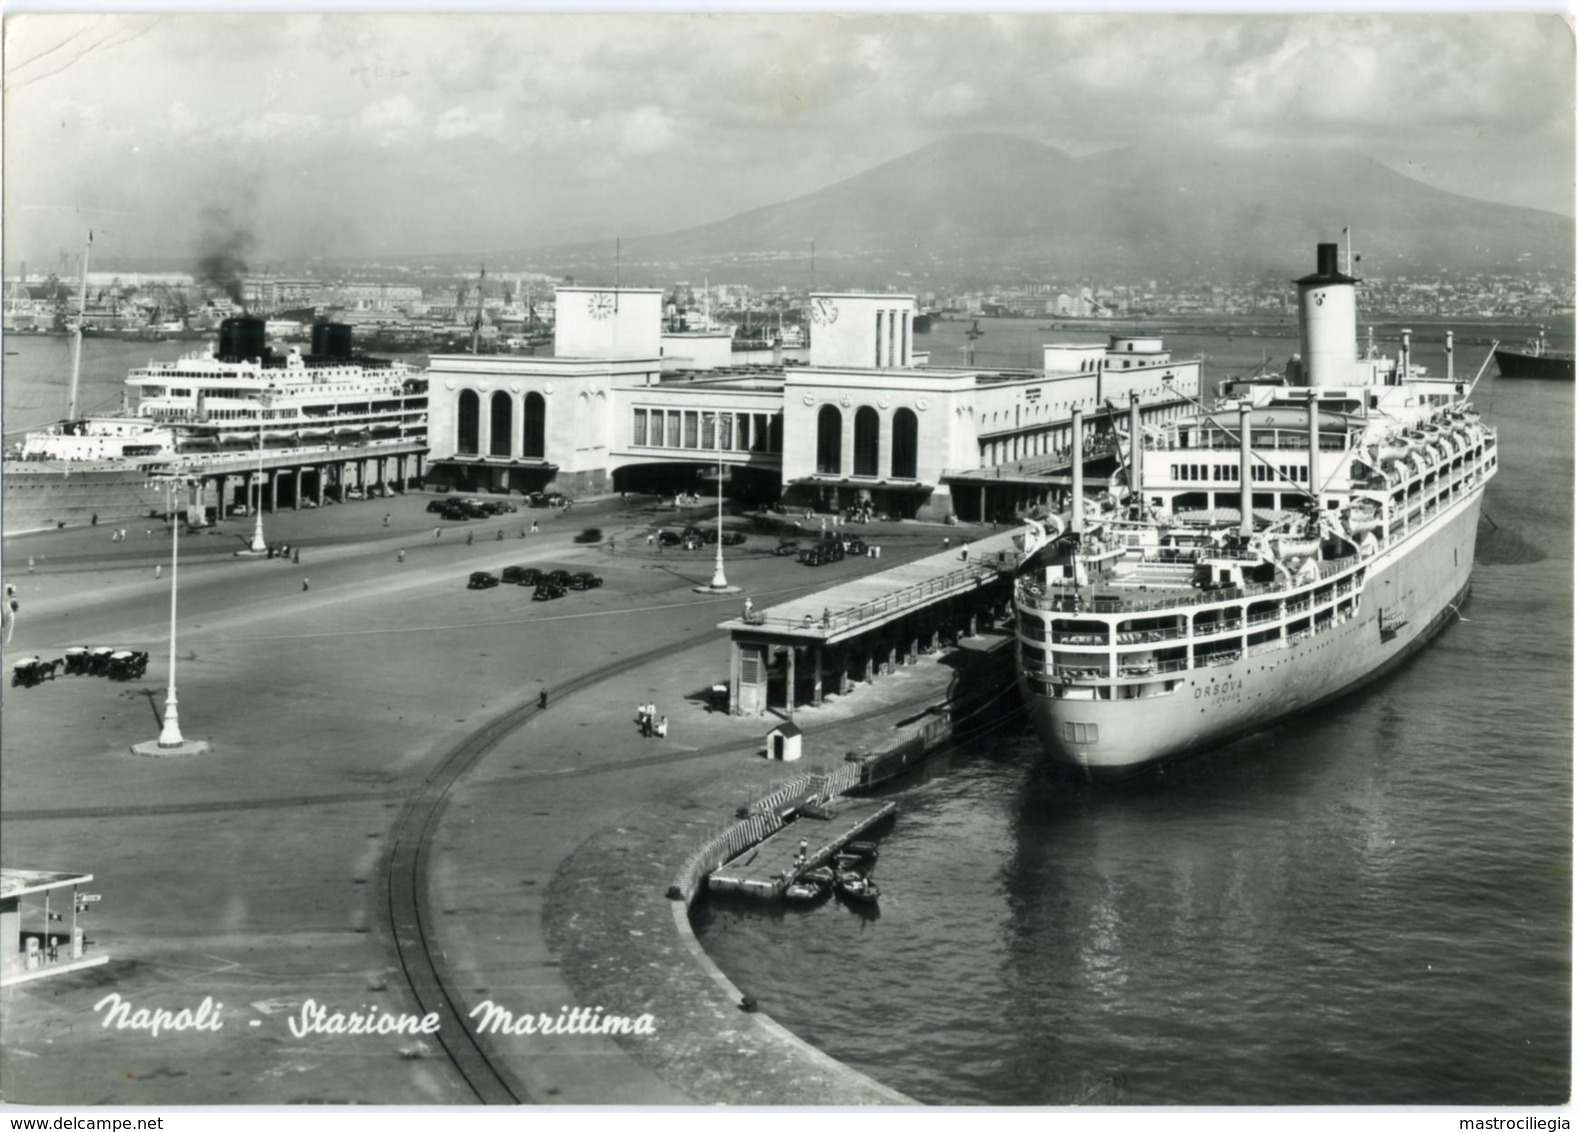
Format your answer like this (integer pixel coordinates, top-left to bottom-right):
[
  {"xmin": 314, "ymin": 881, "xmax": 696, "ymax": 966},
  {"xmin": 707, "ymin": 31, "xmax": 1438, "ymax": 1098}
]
[
  {"xmin": 658, "ymin": 524, "xmax": 748, "ymax": 550},
  {"xmin": 428, "ymin": 496, "xmax": 519, "ymax": 521},
  {"xmin": 469, "ymin": 565, "xmax": 604, "ymax": 601},
  {"xmin": 797, "ymin": 536, "xmax": 867, "ymax": 566}
]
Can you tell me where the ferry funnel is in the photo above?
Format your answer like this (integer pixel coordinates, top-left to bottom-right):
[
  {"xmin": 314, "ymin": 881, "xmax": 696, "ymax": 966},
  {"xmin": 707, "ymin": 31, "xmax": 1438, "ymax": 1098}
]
[{"xmin": 1295, "ymin": 243, "xmax": 1359, "ymax": 388}]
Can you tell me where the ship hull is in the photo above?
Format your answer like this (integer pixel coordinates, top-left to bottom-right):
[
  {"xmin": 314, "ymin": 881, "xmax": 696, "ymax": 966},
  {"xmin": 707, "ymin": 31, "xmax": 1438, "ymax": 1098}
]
[
  {"xmin": 2, "ymin": 461, "xmax": 173, "ymax": 534},
  {"xmin": 1020, "ymin": 487, "xmax": 1485, "ymax": 779},
  {"xmin": 1494, "ymin": 348, "xmax": 1574, "ymax": 381}
]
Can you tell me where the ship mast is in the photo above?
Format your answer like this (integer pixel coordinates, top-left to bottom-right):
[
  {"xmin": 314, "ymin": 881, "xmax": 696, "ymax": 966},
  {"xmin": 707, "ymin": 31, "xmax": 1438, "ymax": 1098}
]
[{"xmin": 66, "ymin": 231, "xmax": 91, "ymax": 422}]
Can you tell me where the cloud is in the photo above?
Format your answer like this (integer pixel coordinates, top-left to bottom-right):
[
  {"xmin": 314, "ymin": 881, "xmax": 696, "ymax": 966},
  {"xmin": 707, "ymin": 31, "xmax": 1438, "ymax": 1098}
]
[
  {"xmin": 357, "ymin": 95, "xmax": 421, "ymax": 146},
  {"xmin": 618, "ymin": 105, "xmax": 674, "ymax": 155},
  {"xmin": 434, "ymin": 105, "xmax": 504, "ymax": 141}
]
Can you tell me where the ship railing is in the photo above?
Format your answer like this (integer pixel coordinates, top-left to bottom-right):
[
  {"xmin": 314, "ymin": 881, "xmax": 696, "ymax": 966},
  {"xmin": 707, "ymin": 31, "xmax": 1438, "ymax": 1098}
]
[
  {"xmin": 1194, "ymin": 618, "xmax": 1243, "ymax": 635},
  {"xmin": 1196, "ymin": 649, "xmax": 1242, "ymax": 667},
  {"xmin": 1116, "ymin": 658, "xmax": 1189, "ymax": 678},
  {"xmin": 741, "ymin": 562, "xmax": 999, "ymax": 631},
  {"xmin": 1246, "ymin": 609, "xmax": 1282, "ymax": 626},
  {"xmin": 1246, "ymin": 639, "xmax": 1285, "ymax": 658},
  {"xmin": 1049, "ymin": 631, "xmax": 1108, "ymax": 645},
  {"xmin": 1284, "ymin": 599, "xmax": 1311, "ymax": 615},
  {"xmin": 1287, "ymin": 628, "xmax": 1312, "ymax": 644},
  {"xmin": 1052, "ymin": 665, "xmax": 1110, "ymax": 682},
  {"xmin": 1116, "ymin": 626, "xmax": 1186, "ymax": 644}
]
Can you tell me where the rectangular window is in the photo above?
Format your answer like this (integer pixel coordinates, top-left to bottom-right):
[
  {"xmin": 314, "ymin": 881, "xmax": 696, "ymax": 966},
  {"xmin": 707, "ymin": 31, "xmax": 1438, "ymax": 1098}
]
[
  {"xmin": 666, "ymin": 410, "xmax": 682, "ymax": 448},
  {"xmin": 632, "ymin": 409, "xmax": 648, "ymax": 446},
  {"xmin": 752, "ymin": 413, "xmax": 769, "ymax": 452},
  {"xmin": 740, "ymin": 649, "xmax": 762, "ymax": 683},
  {"xmin": 702, "ymin": 412, "xmax": 716, "ymax": 450},
  {"xmin": 736, "ymin": 412, "xmax": 751, "ymax": 451},
  {"xmin": 1061, "ymin": 721, "xmax": 1100, "ymax": 744},
  {"xmin": 684, "ymin": 411, "xmax": 699, "ymax": 448},
  {"xmin": 719, "ymin": 413, "xmax": 733, "ymax": 450}
]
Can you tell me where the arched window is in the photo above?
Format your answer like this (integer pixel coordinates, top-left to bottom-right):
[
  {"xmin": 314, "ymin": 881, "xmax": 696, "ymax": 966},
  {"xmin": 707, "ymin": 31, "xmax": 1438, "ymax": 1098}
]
[
  {"xmin": 853, "ymin": 406, "xmax": 879, "ymax": 477},
  {"xmin": 490, "ymin": 391, "xmax": 513, "ymax": 457},
  {"xmin": 457, "ymin": 390, "xmax": 480, "ymax": 455},
  {"xmin": 523, "ymin": 392, "xmax": 546, "ymax": 459},
  {"xmin": 891, "ymin": 408, "xmax": 919, "ymax": 479},
  {"xmin": 816, "ymin": 405, "xmax": 842, "ymax": 475}
]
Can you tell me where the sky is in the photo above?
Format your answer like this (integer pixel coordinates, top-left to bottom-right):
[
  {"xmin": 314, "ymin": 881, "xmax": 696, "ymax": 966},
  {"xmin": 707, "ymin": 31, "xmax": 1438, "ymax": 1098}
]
[{"xmin": 3, "ymin": 10, "xmax": 1575, "ymax": 271}]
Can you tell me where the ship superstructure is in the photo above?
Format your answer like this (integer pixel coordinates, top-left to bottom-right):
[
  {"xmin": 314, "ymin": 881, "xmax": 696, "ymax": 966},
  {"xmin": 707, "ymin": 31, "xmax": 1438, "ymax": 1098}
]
[{"xmin": 1014, "ymin": 243, "xmax": 1498, "ymax": 777}]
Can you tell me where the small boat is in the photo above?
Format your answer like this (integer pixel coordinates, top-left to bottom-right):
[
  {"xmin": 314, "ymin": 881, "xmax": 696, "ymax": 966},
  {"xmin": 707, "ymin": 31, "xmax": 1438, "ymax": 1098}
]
[
  {"xmin": 784, "ymin": 879, "xmax": 824, "ymax": 903},
  {"xmin": 838, "ymin": 875, "xmax": 881, "ymax": 904},
  {"xmin": 846, "ymin": 840, "xmax": 880, "ymax": 860}
]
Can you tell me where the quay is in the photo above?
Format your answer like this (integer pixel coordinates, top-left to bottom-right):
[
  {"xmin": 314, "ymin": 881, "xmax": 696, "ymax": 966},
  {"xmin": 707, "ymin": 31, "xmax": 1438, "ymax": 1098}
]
[
  {"xmin": 720, "ymin": 527, "xmax": 1023, "ymax": 716},
  {"xmin": 708, "ymin": 798, "xmax": 898, "ymax": 900}
]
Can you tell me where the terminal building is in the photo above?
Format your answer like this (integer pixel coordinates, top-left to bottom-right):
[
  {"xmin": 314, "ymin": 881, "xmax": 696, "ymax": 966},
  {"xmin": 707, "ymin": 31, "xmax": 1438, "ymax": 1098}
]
[{"xmin": 424, "ymin": 287, "xmax": 1202, "ymax": 522}]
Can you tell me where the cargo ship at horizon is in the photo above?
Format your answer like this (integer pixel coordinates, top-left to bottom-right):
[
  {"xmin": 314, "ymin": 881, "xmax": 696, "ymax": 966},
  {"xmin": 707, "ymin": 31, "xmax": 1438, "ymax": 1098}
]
[
  {"xmin": 1013, "ymin": 242, "xmax": 1498, "ymax": 778},
  {"xmin": 3, "ymin": 316, "xmax": 428, "ymax": 534},
  {"xmin": 1493, "ymin": 329, "xmax": 1574, "ymax": 380}
]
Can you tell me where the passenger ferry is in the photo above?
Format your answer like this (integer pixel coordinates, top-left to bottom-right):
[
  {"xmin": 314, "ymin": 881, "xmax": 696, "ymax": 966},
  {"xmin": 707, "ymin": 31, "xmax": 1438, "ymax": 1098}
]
[
  {"xmin": 1014, "ymin": 243, "xmax": 1497, "ymax": 777},
  {"xmin": 4, "ymin": 317, "xmax": 427, "ymax": 532}
]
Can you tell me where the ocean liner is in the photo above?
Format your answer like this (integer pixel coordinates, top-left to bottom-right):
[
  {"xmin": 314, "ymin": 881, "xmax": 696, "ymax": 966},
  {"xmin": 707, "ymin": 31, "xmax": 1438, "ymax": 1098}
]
[
  {"xmin": 1014, "ymin": 243, "xmax": 1497, "ymax": 777},
  {"xmin": 4, "ymin": 317, "xmax": 427, "ymax": 533}
]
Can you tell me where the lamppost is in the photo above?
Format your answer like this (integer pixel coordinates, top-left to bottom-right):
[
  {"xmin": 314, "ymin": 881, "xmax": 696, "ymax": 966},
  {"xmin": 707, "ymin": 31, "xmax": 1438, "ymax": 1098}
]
[
  {"xmin": 133, "ymin": 477, "xmax": 211, "ymax": 757},
  {"xmin": 694, "ymin": 411, "xmax": 740, "ymax": 595},
  {"xmin": 249, "ymin": 393, "xmax": 270, "ymax": 553}
]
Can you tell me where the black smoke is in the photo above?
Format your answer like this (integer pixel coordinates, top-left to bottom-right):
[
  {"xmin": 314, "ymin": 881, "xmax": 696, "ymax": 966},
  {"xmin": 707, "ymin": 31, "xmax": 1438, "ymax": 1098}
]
[{"xmin": 193, "ymin": 207, "xmax": 257, "ymax": 312}]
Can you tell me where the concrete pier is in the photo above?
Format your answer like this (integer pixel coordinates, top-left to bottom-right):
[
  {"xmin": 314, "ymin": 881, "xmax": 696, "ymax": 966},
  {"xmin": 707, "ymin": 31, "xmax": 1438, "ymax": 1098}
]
[{"xmin": 708, "ymin": 799, "xmax": 897, "ymax": 900}]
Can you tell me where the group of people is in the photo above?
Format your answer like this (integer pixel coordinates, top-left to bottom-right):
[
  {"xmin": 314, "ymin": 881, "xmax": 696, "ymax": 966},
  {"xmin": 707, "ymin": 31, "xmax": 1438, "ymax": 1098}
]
[
  {"xmin": 266, "ymin": 543, "xmax": 300, "ymax": 563},
  {"xmin": 107, "ymin": 528, "xmax": 130, "ymax": 542},
  {"xmin": 636, "ymin": 702, "xmax": 668, "ymax": 738}
]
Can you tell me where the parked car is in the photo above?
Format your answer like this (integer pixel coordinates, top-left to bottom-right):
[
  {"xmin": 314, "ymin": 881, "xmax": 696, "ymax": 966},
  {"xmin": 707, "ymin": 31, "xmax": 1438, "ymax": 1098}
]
[
  {"xmin": 682, "ymin": 525, "xmax": 704, "ymax": 541},
  {"xmin": 704, "ymin": 528, "xmax": 746, "ymax": 546},
  {"xmin": 843, "ymin": 537, "xmax": 868, "ymax": 556},
  {"xmin": 526, "ymin": 492, "xmax": 549, "ymax": 508},
  {"xmin": 467, "ymin": 571, "xmax": 500, "ymax": 589},
  {"xmin": 494, "ymin": 501, "xmax": 518, "ymax": 513},
  {"xmin": 440, "ymin": 504, "xmax": 471, "ymax": 521},
  {"xmin": 544, "ymin": 492, "xmax": 572, "ymax": 508},
  {"xmin": 658, "ymin": 530, "xmax": 684, "ymax": 547},
  {"xmin": 546, "ymin": 569, "xmax": 574, "ymax": 586},
  {"xmin": 426, "ymin": 499, "xmax": 450, "ymax": 513},
  {"xmin": 345, "ymin": 487, "xmax": 366, "ymax": 500},
  {"xmin": 502, "ymin": 565, "xmax": 543, "ymax": 586},
  {"xmin": 573, "ymin": 528, "xmax": 603, "ymax": 544},
  {"xmin": 300, "ymin": 498, "xmax": 318, "ymax": 509},
  {"xmin": 367, "ymin": 485, "xmax": 387, "ymax": 498},
  {"xmin": 569, "ymin": 572, "xmax": 603, "ymax": 590},
  {"xmin": 227, "ymin": 503, "xmax": 250, "ymax": 518},
  {"xmin": 774, "ymin": 539, "xmax": 800, "ymax": 556},
  {"xmin": 532, "ymin": 582, "xmax": 566, "ymax": 601}
]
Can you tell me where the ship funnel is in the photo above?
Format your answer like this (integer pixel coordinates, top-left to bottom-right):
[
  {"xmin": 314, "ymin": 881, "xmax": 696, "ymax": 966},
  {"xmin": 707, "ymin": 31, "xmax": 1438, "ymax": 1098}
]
[
  {"xmin": 219, "ymin": 316, "xmax": 268, "ymax": 363},
  {"xmin": 1295, "ymin": 242, "xmax": 1359, "ymax": 388}
]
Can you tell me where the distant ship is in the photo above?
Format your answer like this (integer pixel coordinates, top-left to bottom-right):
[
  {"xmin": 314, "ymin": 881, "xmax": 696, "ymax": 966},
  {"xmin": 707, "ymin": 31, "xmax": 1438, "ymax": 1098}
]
[
  {"xmin": 1494, "ymin": 329, "xmax": 1574, "ymax": 380},
  {"xmin": 1014, "ymin": 242, "xmax": 1496, "ymax": 778},
  {"xmin": 4, "ymin": 317, "xmax": 427, "ymax": 534}
]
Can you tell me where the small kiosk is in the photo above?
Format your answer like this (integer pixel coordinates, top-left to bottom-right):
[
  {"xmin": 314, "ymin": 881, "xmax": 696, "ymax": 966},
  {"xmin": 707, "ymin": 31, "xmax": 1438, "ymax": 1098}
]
[{"xmin": 1, "ymin": 868, "xmax": 108, "ymax": 986}]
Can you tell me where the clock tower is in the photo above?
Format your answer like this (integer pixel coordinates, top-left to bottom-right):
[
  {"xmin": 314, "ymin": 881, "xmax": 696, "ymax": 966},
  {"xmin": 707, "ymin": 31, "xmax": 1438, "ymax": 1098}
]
[{"xmin": 554, "ymin": 286, "xmax": 664, "ymax": 359}]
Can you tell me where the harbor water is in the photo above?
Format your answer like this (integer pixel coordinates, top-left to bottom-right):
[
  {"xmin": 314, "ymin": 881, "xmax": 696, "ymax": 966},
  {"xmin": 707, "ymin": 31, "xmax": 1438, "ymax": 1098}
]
[{"xmin": 694, "ymin": 315, "xmax": 1573, "ymax": 1106}]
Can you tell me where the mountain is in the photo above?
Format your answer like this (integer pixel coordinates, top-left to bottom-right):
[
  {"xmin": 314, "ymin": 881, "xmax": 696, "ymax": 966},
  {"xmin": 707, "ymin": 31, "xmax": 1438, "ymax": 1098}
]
[{"xmin": 542, "ymin": 133, "xmax": 1574, "ymax": 284}]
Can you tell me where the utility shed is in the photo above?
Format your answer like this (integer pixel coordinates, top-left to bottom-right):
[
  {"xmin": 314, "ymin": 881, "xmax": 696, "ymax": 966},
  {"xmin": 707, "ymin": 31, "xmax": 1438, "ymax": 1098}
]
[{"xmin": 767, "ymin": 720, "xmax": 804, "ymax": 762}]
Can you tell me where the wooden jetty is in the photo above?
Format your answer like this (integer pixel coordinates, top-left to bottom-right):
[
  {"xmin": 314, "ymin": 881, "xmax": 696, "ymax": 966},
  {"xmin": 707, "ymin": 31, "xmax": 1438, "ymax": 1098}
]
[{"xmin": 708, "ymin": 798, "xmax": 897, "ymax": 901}]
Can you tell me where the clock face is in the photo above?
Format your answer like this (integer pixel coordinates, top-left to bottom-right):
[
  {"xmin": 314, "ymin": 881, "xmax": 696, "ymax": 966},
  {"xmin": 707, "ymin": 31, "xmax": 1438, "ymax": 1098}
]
[
  {"xmin": 810, "ymin": 297, "xmax": 839, "ymax": 326},
  {"xmin": 588, "ymin": 292, "xmax": 616, "ymax": 320}
]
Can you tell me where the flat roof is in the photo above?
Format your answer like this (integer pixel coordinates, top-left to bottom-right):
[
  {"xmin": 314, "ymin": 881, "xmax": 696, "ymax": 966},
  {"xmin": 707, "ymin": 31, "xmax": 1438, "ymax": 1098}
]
[
  {"xmin": 721, "ymin": 529, "xmax": 1022, "ymax": 645},
  {"xmin": 1, "ymin": 868, "xmax": 93, "ymax": 900}
]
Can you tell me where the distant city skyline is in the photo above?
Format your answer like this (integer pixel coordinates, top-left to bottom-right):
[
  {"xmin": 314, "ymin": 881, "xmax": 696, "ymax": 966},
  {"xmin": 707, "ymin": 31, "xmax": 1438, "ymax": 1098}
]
[{"xmin": 5, "ymin": 11, "xmax": 1575, "ymax": 270}]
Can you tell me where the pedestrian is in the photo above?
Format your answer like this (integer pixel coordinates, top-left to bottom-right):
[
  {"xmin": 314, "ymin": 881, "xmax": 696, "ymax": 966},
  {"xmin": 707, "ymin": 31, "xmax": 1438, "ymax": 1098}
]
[
  {"xmin": 91, "ymin": 513, "xmax": 99, "ymax": 526},
  {"xmin": 293, "ymin": 548, "xmax": 300, "ymax": 564},
  {"xmin": 943, "ymin": 536, "xmax": 950, "ymax": 549},
  {"xmin": 822, "ymin": 607, "xmax": 831, "ymax": 628},
  {"xmin": 519, "ymin": 528, "xmax": 526, "ymax": 539},
  {"xmin": 531, "ymin": 520, "xmax": 539, "ymax": 534},
  {"xmin": 146, "ymin": 529, "xmax": 152, "ymax": 538},
  {"xmin": 743, "ymin": 596, "xmax": 754, "ymax": 617},
  {"xmin": 27, "ymin": 556, "xmax": 35, "ymax": 573},
  {"xmin": 466, "ymin": 532, "xmax": 474, "ymax": 546},
  {"xmin": 434, "ymin": 527, "xmax": 441, "ymax": 540},
  {"xmin": 539, "ymin": 689, "xmax": 549, "ymax": 710},
  {"xmin": 119, "ymin": 528, "xmax": 127, "ymax": 541},
  {"xmin": 267, "ymin": 546, "xmax": 275, "ymax": 559},
  {"xmin": 302, "ymin": 578, "xmax": 310, "ymax": 592},
  {"xmin": 656, "ymin": 716, "xmax": 668, "ymax": 738},
  {"xmin": 155, "ymin": 564, "xmax": 162, "ymax": 579},
  {"xmin": 383, "ymin": 513, "xmax": 391, "ymax": 527},
  {"xmin": 496, "ymin": 529, "xmax": 504, "ymax": 542},
  {"xmin": 646, "ymin": 533, "xmax": 655, "ymax": 547},
  {"xmin": 960, "ymin": 548, "xmax": 969, "ymax": 562}
]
